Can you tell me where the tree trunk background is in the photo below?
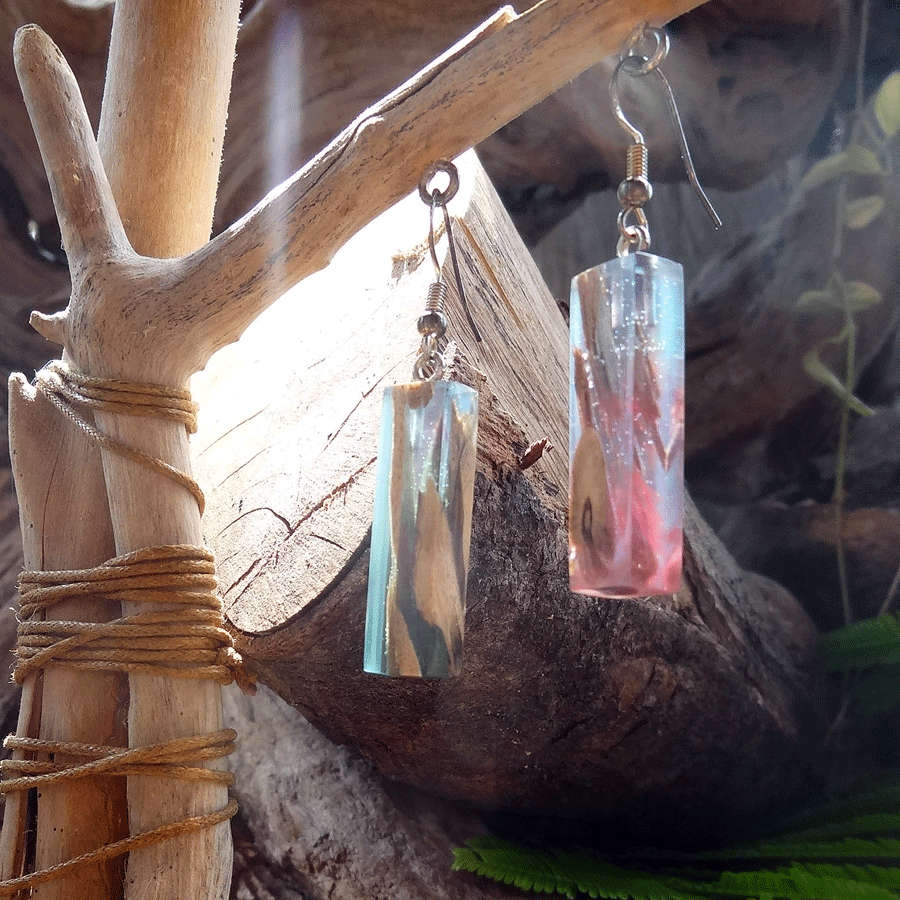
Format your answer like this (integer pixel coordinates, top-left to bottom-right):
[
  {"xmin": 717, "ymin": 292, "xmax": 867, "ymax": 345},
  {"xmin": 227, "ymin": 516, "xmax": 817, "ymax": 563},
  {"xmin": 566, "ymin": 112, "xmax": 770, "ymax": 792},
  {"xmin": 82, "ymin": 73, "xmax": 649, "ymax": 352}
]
[{"xmin": 1, "ymin": 1, "xmax": 899, "ymax": 898}]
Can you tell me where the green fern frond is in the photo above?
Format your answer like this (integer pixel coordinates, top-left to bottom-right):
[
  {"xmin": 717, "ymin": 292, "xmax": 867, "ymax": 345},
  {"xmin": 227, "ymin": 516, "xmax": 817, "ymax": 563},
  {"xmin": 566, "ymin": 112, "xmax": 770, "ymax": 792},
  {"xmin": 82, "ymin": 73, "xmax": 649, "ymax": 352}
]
[
  {"xmin": 452, "ymin": 837, "xmax": 705, "ymax": 900},
  {"xmin": 785, "ymin": 812, "xmax": 900, "ymax": 841},
  {"xmin": 684, "ymin": 864, "xmax": 900, "ymax": 899},
  {"xmin": 689, "ymin": 836, "xmax": 900, "ymax": 861},
  {"xmin": 453, "ymin": 777, "xmax": 900, "ymax": 900},
  {"xmin": 780, "ymin": 782, "xmax": 900, "ymax": 830}
]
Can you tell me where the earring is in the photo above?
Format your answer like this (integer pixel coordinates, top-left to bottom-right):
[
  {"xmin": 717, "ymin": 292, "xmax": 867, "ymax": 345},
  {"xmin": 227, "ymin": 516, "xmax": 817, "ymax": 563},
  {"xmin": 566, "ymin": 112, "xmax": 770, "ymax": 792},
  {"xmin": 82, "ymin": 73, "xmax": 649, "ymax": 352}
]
[
  {"xmin": 568, "ymin": 24, "xmax": 720, "ymax": 598},
  {"xmin": 364, "ymin": 160, "xmax": 479, "ymax": 678}
]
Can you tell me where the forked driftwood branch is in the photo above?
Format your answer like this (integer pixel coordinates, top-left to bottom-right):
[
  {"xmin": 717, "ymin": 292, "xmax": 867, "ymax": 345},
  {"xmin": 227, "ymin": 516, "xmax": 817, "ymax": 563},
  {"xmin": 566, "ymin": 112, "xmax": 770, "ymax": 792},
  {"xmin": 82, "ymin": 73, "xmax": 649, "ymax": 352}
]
[{"xmin": 2, "ymin": 1, "xmax": 710, "ymax": 898}]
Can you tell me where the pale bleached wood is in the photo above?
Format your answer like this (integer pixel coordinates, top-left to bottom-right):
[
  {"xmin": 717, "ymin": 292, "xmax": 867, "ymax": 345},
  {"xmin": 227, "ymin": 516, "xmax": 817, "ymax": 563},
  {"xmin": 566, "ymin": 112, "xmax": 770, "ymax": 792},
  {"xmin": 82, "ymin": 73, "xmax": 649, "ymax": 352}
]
[
  {"xmin": 97, "ymin": 0, "xmax": 237, "ymax": 258},
  {"xmin": 9, "ymin": 4, "xmax": 240, "ymax": 900},
  {"xmin": 91, "ymin": 4, "xmax": 241, "ymax": 900},
  {"xmin": 4, "ymin": 27, "xmax": 126, "ymax": 891},
  {"xmin": 4, "ymin": 379, "xmax": 126, "ymax": 900},
  {"xmin": 193, "ymin": 150, "xmax": 568, "ymax": 634}
]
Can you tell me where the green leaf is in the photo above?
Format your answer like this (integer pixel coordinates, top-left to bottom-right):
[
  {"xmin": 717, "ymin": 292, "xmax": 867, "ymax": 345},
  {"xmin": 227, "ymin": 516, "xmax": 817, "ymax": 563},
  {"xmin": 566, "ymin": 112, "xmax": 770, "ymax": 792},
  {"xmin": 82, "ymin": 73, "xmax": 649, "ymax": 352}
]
[
  {"xmin": 453, "ymin": 838, "xmax": 706, "ymax": 900},
  {"xmin": 782, "ymin": 782, "xmax": 900, "ymax": 832},
  {"xmin": 802, "ymin": 342, "xmax": 875, "ymax": 417},
  {"xmin": 687, "ymin": 865, "xmax": 900, "ymax": 899},
  {"xmin": 800, "ymin": 145, "xmax": 884, "ymax": 192},
  {"xmin": 453, "ymin": 782, "xmax": 900, "ymax": 900},
  {"xmin": 844, "ymin": 281, "xmax": 883, "ymax": 310},
  {"xmin": 874, "ymin": 71, "xmax": 900, "ymax": 138},
  {"xmin": 797, "ymin": 286, "xmax": 841, "ymax": 310},
  {"xmin": 851, "ymin": 664, "xmax": 900, "ymax": 716},
  {"xmin": 767, "ymin": 813, "xmax": 900, "ymax": 844},
  {"xmin": 845, "ymin": 195, "xmax": 886, "ymax": 229},
  {"xmin": 819, "ymin": 614, "xmax": 900, "ymax": 670},
  {"xmin": 689, "ymin": 836, "xmax": 900, "ymax": 862},
  {"xmin": 798, "ymin": 281, "xmax": 881, "ymax": 312}
]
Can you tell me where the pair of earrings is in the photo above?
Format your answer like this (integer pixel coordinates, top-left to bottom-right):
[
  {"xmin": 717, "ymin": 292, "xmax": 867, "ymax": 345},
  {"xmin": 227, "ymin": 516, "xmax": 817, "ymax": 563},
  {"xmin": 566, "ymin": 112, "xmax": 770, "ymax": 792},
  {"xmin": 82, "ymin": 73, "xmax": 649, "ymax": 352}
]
[{"xmin": 364, "ymin": 24, "xmax": 719, "ymax": 678}]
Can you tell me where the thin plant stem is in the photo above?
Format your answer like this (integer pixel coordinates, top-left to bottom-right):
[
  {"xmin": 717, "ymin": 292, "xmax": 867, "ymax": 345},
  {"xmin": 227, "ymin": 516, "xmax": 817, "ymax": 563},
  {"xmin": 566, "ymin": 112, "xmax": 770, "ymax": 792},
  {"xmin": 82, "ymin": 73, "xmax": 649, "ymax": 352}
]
[
  {"xmin": 829, "ymin": 0, "xmax": 870, "ymax": 627},
  {"xmin": 878, "ymin": 560, "xmax": 900, "ymax": 616},
  {"xmin": 832, "ymin": 310, "xmax": 856, "ymax": 625}
]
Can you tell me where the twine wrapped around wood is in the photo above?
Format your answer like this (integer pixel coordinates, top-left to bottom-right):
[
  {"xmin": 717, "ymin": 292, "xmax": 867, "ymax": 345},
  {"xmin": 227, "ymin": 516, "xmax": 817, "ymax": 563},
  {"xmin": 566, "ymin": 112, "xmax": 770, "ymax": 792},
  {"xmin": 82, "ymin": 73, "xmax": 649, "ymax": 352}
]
[
  {"xmin": 0, "ymin": 364, "xmax": 253, "ymax": 894},
  {"xmin": 14, "ymin": 545, "xmax": 251, "ymax": 689},
  {"xmin": 34, "ymin": 360, "xmax": 206, "ymax": 514}
]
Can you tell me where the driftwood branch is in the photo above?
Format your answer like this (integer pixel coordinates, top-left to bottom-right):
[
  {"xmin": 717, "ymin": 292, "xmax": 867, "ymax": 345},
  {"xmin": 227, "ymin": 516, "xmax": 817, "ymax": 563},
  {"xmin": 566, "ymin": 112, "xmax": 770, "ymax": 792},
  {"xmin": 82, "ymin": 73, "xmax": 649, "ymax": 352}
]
[
  {"xmin": 7, "ymin": 2, "xmax": 241, "ymax": 899},
  {"xmin": 23, "ymin": 0, "xmax": 706, "ymax": 386}
]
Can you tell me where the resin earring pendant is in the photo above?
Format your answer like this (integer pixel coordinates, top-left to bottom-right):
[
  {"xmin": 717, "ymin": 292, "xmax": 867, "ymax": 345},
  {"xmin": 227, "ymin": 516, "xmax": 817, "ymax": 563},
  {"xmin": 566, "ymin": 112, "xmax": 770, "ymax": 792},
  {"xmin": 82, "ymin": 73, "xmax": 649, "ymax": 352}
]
[
  {"xmin": 364, "ymin": 161, "xmax": 479, "ymax": 678},
  {"xmin": 568, "ymin": 24, "xmax": 720, "ymax": 598}
]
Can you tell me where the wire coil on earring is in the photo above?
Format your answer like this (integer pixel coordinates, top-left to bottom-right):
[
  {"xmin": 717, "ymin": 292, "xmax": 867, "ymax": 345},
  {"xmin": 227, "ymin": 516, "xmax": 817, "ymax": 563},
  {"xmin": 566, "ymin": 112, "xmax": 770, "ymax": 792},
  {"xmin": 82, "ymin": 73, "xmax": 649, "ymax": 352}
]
[{"xmin": 412, "ymin": 159, "xmax": 481, "ymax": 382}]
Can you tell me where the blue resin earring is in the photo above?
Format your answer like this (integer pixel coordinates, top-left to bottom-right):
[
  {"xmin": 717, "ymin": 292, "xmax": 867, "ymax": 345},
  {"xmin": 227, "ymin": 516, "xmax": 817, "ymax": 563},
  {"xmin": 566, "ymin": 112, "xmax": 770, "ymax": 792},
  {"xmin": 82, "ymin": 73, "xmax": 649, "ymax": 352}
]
[
  {"xmin": 364, "ymin": 160, "xmax": 479, "ymax": 678},
  {"xmin": 569, "ymin": 24, "xmax": 721, "ymax": 598}
]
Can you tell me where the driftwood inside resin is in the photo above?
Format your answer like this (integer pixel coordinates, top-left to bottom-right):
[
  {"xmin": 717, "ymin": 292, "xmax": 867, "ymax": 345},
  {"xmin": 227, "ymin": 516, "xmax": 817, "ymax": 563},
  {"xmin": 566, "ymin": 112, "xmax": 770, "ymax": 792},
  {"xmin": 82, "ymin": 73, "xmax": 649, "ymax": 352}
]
[
  {"xmin": 365, "ymin": 381, "xmax": 478, "ymax": 678},
  {"xmin": 569, "ymin": 252, "xmax": 684, "ymax": 597}
]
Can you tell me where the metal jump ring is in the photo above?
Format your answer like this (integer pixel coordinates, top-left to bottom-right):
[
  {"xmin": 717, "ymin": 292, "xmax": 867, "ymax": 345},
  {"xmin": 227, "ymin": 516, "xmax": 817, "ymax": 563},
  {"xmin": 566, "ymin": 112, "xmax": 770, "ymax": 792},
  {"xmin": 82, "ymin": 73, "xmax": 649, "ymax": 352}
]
[
  {"xmin": 418, "ymin": 160, "xmax": 460, "ymax": 206},
  {"xmin": 616, "ymin": 207, "xmax": 650, "ymax": 256},
  {"xmin": 618, "ymin": 23, "xmax": 669, "ymax": 76}
]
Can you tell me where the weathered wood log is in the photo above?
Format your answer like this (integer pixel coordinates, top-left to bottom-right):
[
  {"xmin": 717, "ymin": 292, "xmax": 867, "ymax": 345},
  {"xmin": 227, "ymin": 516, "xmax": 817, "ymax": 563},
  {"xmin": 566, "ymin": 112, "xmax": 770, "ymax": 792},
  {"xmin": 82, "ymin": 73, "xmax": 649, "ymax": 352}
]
[
  {"xmin": 704, "ymin": 403, "xmax": 900, "ymax": 629},
  {"xmin": 226, "ymin": 684, "xmax": 517, "ymax": 900},
  {"xmin": 682, "ymin": 123, "xmax": 900, "ymax": 501},
  {"xmin": 192, "ymin": 152, "xmax": 819, "ymax": 842}
]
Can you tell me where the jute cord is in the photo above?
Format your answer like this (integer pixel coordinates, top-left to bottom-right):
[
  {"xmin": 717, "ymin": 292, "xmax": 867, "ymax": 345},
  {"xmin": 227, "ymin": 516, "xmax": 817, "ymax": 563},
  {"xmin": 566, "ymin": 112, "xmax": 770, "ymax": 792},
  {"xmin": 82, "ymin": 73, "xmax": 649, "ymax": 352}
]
[
  {"xmin": 0, "ymin": 361, "xmax": 252, "ymax": 893},
  {"xmin": 34, "ymin": 359, "xmax": 206, "ymax": 514},
  {"xmin": 13, "ymin": 544, "xmax": 251, "ymax": 690}
]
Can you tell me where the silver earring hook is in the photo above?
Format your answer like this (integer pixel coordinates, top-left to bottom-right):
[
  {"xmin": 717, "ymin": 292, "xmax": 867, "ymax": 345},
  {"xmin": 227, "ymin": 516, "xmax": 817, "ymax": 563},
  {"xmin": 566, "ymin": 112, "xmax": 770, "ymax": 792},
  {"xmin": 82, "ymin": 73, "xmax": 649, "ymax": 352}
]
[
  {"xmin": 610, "ymin": 23, "xmax": 722, "ymax": 230},
  {"xmin": 417, "ymin": 160, "xmax": 482, "ymax": 344}
]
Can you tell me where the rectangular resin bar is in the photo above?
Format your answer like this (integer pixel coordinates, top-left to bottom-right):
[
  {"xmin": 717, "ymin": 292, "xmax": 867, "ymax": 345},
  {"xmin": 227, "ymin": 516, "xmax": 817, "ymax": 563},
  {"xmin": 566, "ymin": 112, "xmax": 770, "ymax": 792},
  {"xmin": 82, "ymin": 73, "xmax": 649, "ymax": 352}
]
[
  {"xmin": 365, "ymin": 380, "xmax": 478, "ymax": 677},
  {"xmin": 569, "ymin": 251, "xmax": 684, "ymax": 597}
]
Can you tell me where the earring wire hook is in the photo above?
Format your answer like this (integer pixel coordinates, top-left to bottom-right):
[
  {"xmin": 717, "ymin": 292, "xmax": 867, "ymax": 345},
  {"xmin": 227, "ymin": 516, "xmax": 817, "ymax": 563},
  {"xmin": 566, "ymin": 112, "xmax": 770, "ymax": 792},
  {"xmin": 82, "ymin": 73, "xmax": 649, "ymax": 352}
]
[
  {"xmin": 419, "ymin": 160, "xmax": 482, "ymax": 343},
  {"xmin": 610, "ymin": 24, "xmax": 722, "ymax": 229}
]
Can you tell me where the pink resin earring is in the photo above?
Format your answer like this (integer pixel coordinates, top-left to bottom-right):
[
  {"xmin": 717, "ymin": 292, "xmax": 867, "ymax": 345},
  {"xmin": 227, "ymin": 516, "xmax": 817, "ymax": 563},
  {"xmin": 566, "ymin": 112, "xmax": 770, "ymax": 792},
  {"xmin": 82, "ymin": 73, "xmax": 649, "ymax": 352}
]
[{"xmin": 568, "ymin": 24, "xmax": 721, "ymax": 598}]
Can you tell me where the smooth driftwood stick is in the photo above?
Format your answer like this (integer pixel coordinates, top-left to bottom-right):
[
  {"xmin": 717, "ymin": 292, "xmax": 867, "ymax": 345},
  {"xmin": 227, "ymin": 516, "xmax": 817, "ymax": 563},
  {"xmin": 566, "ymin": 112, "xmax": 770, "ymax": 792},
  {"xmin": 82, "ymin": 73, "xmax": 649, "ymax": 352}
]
[
  {"xmin": 93, "ymin": 3, "xmax": 242, "ymax": 900},
  {"xmin": 10, "ymin": 1, "xmax": 240, "ymax": 898},
  {"xmin": 2, "ymin": 15, "xmax": 124, "ymax": 900},
  {"xmin": 2, "ymin": 391, "xmax": 125, "ymax": 900}
]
